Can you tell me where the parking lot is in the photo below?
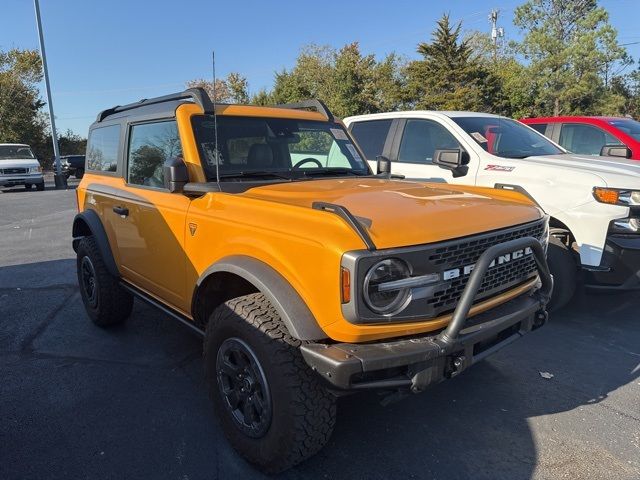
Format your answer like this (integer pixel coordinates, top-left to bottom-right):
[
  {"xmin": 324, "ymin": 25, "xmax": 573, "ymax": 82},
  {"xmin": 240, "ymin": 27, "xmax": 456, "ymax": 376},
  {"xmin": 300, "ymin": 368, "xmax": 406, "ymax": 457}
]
[{"xmin": 1, "ymin": 177, "xmax": 639, "ymax": 480}]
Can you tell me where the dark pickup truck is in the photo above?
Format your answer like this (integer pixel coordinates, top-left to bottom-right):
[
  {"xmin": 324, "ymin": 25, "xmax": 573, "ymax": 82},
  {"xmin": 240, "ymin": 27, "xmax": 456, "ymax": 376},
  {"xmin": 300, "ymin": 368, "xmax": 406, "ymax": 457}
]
[{"xmin": 60, "ymin": 155, "xmax": 85, "ymax": 179}]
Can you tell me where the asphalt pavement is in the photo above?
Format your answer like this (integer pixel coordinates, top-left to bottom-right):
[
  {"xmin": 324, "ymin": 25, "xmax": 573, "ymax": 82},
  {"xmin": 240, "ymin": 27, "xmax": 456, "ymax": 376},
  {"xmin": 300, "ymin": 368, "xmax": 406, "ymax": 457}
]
[{"xmin": 1, "ymin": 177, "xmax": 639, "ymax": 480}]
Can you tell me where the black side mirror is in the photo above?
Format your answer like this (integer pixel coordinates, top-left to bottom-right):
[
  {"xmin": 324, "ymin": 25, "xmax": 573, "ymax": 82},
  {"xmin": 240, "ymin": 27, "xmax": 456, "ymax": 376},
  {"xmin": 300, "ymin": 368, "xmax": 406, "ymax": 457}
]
[
  {"xmin": 164, "ymin": 157, "xmax": 189, "ymax": 193},
  {"xmin": 600, "ymin": 145, "xmax": 631, "ymax": 159},
  {"xmin": 376, "ymin": 155, "xmax": 391, "ymax": 176},
  {"xmin": 433, "ymin": 149, "xmax": 470, "ymax": 178}
]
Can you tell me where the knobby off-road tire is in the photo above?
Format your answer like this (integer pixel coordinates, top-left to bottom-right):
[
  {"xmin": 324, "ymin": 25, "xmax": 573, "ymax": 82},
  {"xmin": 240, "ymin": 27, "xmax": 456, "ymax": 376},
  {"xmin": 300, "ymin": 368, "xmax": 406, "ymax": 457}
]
[
  {"xmin": 203, "ymin": 293, "xmax": 336, "ymax": 473},
  {"xmin": 546, "ymin": 235, "xmax": 577, "ymax": 312},
  {"xmin": 76, "ymin": 236, "xmax": 133, "ymax": 326}
]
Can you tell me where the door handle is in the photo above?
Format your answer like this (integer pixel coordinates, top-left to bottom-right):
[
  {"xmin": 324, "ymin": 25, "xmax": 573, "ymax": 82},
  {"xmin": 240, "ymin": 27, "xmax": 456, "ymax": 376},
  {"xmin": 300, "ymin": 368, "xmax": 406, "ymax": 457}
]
[{"xmin": 113, "ymin": 206, "xmax": 129, "ymax": 217}]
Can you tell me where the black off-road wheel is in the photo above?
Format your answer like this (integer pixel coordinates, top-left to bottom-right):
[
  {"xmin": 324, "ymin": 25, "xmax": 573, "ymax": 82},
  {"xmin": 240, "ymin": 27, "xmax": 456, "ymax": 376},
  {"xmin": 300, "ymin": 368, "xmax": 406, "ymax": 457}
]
[
  {"xmin": 76, "ymin": 236, "xmax": 133, "ymax": 326},
  {"xmin": 547, "ymin": 235, "xmax": 577, "ymax": 312},
  {"xmin": 203, "ymin": 293, "xmax": 336, "ymax": 474}
]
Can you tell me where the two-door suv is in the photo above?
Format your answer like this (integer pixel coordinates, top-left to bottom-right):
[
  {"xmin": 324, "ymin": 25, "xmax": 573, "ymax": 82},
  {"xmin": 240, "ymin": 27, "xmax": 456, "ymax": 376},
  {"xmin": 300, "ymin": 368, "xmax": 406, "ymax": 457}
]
[{"xmin": 72, "ymin": 89, "xmax": 552, "ymax": 472}]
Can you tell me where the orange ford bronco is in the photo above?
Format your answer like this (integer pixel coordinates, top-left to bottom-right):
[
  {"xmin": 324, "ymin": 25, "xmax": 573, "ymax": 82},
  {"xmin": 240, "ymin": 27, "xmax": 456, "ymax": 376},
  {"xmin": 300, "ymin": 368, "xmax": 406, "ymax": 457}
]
[{"xmin": 72, "ymin": 88, "xmax": 552, "ymax": 473}]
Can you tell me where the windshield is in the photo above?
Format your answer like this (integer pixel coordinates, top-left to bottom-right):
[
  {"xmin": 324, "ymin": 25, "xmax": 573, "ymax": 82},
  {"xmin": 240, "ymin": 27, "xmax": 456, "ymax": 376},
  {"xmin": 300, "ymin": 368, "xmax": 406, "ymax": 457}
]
[
  {"xmin": 452, "ymin": 117, "xmax": 564, "ymax": 158},
  {"xmin": 0, "ymin": 145, "xmax": 35, "ymax": 160},
  {"xmin": 192, "ymin": 116, "xmax": 370, "ymax": 181},
  {"xmin": 608, "ymin": 119, "xmax": 640, "ymax": 141}
]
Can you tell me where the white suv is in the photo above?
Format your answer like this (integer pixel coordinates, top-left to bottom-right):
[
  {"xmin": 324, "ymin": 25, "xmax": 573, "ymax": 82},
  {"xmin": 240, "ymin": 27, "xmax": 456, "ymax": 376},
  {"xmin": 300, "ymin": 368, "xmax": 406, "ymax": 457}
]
[
  {"xmin": 0, "ymin": 144, "xmax": 45, "ymax": 191},
  {"xmin": 345, "ymin": 111, "xmax": 640, "ymax": 310}
]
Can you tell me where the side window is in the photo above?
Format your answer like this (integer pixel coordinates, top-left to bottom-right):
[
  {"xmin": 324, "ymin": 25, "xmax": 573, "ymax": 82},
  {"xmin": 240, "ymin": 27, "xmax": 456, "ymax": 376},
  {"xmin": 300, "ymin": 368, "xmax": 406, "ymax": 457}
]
[
  {"xmin": 528, "ymin": 123, "xmax": 548, "ymax": 135},
  {"xmin": 559, "ymin": 123, "xmax": 622, "ymax": 156},
  {"xmin": 87, "ymin": 125, "xmax": 120, "ymax": 172},
  {"xmin": 398, "ymin": 119, "xmax": 461, "ymax": 164},
  {"xmin": 127, "ymin": 121, "xmax": 181, "ymax": 188},
  {"xmin": 350, "ymin": 119, "xmax": 392, "ymax": 160}
]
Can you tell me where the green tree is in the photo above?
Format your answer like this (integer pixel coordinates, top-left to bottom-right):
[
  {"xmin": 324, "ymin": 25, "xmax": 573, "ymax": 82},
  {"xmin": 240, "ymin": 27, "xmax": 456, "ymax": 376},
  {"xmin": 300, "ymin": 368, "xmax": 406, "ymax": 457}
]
[
  {"xmin": 0, "ymin": 48, "xmax": 47, "ymax": 148},
  {"xmin": 513, "ymin": 0, "xmax": 630, "ymax": 116},
  {"xmin": 34, "ymin": 130, "xmax": 88, "ymax": 169},
  {"xmin": 465, "ymin": 31, "xmax": 539, "ymax": 118},
  {"xmin": 404, "ymin": 14, "xmax": 501, "ymax": 112},
  {"xmin": 186, "ymin": 72, "xmax": 250, "ymax": 103},
  {"xmin": 268, "ymin": 43, "xmax": 404, "ymax": 117}
]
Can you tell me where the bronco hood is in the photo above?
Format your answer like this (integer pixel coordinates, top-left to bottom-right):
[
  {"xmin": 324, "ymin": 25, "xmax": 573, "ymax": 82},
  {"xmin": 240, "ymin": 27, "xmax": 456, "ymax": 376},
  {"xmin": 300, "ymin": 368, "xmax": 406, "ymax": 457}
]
[{"xmin": 241, "ymin": 178, "xmax": 542, "ymax": 249}]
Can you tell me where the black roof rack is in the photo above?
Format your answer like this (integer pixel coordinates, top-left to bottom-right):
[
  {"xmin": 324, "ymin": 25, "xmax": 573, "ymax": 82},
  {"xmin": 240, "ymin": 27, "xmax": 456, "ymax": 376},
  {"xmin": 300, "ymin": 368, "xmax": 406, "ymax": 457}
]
[
  {"xmin": 274, "ymin": 99, "xmax": 334, "ymax": 122},
  {"xmin": 96, "ymin": 87, "xmax": 215, "ymax": 122},
  {"xmin": 95, "ymin": 86, "xmax": 334, "ymax": 123}
]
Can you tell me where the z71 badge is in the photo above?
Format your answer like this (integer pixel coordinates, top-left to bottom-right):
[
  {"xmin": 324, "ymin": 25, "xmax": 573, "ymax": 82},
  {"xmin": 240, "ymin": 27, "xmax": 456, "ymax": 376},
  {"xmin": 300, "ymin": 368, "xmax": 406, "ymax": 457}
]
[{"xmin": 485, "ymin": 164, "xmax": 516, "ymax": 172}]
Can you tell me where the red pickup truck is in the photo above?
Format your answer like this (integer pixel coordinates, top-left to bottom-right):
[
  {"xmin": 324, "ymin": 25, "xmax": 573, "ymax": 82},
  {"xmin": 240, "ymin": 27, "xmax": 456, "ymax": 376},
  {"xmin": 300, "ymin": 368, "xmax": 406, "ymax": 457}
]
[{"xmin": 521, "ymin": 116, "xmax": 640, "ymax": 160}]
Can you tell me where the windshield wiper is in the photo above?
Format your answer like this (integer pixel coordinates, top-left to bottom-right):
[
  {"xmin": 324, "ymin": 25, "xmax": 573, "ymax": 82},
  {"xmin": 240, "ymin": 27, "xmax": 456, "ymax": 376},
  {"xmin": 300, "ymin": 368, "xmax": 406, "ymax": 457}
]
[
  {"xmin": 219, "ymin": 171, "xmax": 292, "ymax": 180},
  {"xmin": 296, "ymin": 168, "xmax": 366, "ymax": 177}
]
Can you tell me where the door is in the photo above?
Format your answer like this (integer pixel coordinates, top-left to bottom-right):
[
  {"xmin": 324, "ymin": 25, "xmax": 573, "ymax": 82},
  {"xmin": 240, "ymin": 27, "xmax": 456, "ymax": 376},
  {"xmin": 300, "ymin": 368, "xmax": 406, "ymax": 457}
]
[
  {"xmin": 390, "ymin": 119, "xmax": 467, "ymax": 183},
  {"xmin": 111, "ymin": 120, "xmax": 192, "ymax": 312},
  {"xmin": 557, "ymin": 123, "xmax": 624, "ymax": 156}
]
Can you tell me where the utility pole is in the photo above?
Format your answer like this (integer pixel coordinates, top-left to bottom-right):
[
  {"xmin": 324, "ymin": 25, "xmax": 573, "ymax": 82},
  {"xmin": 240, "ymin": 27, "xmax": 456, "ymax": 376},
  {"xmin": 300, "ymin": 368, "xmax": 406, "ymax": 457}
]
[
  {"xmin": 33, "ymin": 0, "xmax": 66, "ymax": 189},
  {"xmin": 489, "ymin": 9, "xmax": 504, "ymax": 62}
]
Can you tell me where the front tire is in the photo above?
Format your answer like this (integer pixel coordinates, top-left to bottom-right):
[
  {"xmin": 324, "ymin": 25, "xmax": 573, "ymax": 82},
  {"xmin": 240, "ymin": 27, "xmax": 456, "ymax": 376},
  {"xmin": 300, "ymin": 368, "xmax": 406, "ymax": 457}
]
[
  {"xmin": 547, "ymin": 235, "xmax": 577, "ymax": 311},
  {"xmin": 203, "ymin": 293, "xmax": 336, "ymax": 473},
  {"xmin": 76, "ymin": 236, "xmax": 133, "ymax": 326},
  {"xmin": 35, "ymin": 182, "xmax": 45, "ymax": 191}
]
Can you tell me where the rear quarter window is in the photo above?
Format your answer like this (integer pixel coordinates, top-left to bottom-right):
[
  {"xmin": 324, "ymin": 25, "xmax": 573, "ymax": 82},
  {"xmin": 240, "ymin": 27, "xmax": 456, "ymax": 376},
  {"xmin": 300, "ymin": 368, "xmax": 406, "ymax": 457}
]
[
  {"xmin": 86, "ymin": 124, "xmax": 120, "ymax": 173},
  {"xmin": 349, "ymin": 119, "xmax": 392, "ymax": 160}
]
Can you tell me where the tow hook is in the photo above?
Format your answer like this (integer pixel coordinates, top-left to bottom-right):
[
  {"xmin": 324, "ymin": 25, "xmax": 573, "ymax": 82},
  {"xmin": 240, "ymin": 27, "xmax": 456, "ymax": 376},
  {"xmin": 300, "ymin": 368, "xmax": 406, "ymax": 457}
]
[
  {"xmin": 447, "ymin": 354, "xmax": 466, "ymax": 378},
  {"xmin": 533, "ymin": 309, "xmax": 549, "ymax": 330}
]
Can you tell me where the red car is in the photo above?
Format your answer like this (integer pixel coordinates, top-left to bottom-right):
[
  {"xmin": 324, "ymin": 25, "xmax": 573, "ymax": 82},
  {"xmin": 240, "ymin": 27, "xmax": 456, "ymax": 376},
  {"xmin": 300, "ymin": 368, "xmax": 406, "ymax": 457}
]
[{"xmin": 520, "ymin": 116, "xmax": 640, "ymax": 160}]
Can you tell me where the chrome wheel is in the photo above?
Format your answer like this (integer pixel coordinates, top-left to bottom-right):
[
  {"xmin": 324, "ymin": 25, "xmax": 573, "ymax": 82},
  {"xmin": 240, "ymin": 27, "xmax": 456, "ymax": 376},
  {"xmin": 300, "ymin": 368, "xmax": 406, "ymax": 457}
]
[{"xmin": 216, "ymin": 337, "xmax": 272, "ymax": 438}]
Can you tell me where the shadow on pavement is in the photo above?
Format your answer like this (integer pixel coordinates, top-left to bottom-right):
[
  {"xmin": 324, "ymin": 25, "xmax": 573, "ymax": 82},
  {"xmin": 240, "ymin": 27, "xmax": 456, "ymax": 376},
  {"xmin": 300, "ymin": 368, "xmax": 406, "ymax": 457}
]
[{"xmin": 1, "ymin": 259, "xmax": 639, "ymax": 479}]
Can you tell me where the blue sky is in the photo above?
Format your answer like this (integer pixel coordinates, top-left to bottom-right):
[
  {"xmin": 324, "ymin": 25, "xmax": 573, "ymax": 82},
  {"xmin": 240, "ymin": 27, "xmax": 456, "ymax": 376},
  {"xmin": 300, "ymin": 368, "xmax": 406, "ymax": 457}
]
[{"xmin": 2, "ymin": 0, "xmax": 639, "ymax": 136}]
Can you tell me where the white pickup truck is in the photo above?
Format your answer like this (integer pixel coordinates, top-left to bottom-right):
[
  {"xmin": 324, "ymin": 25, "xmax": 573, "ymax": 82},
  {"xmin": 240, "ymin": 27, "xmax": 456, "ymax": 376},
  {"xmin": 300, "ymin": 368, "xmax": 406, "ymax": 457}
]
[
  {"xmin": 344, "ymin": 111, "xmax": 640, "ymax": 310},
  {"xmin": 0, "ymin": 143, "xmax": 45, "ymax": 191}
]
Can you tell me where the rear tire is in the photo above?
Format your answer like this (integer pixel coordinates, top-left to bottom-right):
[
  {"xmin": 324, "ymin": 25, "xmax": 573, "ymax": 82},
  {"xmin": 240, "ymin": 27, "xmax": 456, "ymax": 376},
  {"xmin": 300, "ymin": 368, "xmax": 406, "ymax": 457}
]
[
  {"xmin": 203, "ymin": 293, "xmax": 336, "ymax": 474},
  {"xmin": 547, "ymin": 235, "xmax": 577, "ymax": 312},
  {"xmin": 76, "ymin": 236, "xmax": 133, "ymax": 326}
]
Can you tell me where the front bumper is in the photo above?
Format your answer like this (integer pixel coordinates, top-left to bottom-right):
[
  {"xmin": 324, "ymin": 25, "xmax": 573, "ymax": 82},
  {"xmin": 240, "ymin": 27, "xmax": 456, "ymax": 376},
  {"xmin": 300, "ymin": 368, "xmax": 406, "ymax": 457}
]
[
  {"xmin": 302, "ymin": 237, "xmax": 552, "ymax": 393},
  {"xmin": 584, "ymin": 234, "xmax": 640, "ymax": 290},
  {"xmin": 0, "ymin": 173, "xmax": 44, "ymax": 187}
]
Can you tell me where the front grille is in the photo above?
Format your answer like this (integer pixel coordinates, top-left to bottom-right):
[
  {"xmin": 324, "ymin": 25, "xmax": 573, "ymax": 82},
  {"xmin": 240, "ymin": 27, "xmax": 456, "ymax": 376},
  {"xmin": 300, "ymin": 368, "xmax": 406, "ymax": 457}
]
[
  {"xmin": 1, "ymin": 168, "xmax": 28, "ymax": 175},
  {"xmin": 426, "ymin": 220, "xmax": 546, "ymax": 315}
]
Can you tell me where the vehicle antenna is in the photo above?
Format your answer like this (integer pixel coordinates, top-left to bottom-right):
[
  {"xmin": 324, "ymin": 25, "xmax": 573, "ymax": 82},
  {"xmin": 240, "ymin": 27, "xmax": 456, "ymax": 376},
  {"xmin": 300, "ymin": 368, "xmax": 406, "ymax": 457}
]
[{"xmin": 212, "ymin": 50, "xmax": 220, "ymax": 185}]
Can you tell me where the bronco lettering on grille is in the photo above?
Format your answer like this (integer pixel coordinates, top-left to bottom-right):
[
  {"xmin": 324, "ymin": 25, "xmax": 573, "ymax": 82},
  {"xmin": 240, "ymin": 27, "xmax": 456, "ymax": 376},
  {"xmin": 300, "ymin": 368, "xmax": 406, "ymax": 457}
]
[{"xmin": 442, "ymin": 247, "xmax": 533, "ymax": 280}]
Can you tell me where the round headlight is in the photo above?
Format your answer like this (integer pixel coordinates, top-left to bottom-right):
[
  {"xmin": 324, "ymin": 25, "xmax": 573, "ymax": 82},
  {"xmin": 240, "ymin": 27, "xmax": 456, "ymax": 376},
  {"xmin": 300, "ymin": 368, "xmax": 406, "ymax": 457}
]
[
  {"xmin": 631, "ymin": 191, "xmax": 640, "ymax": 205},
  {"xmin": 363, "ymin": 258, "xmax": 412, "ymax": 315}
]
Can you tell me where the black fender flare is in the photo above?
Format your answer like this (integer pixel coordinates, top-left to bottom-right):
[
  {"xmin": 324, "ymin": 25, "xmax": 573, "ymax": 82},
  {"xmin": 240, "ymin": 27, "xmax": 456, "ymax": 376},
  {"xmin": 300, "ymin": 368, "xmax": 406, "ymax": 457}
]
[
  {"xmin": 195, "ymin": 255, "xmax": 327, "ymax": 341},
  {"xmin": 493, "ymin": 183, "xmax": 544, "ymax": 211},
  {"xmin": 72, "ymin": 209, "xmax": 119, "ymax": 277}
]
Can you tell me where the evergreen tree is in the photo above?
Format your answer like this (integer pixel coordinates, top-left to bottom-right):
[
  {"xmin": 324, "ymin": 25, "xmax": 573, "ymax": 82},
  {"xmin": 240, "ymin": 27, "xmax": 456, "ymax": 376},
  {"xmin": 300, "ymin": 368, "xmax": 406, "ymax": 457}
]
[{"xmin": 404, "ymin": 14, "xmax": 500, "ymax": 112}]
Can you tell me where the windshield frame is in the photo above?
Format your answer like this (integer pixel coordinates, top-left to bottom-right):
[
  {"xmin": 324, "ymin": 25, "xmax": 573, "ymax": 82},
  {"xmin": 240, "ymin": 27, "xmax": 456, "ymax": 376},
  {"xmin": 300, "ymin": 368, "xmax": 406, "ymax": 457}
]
[
  {"xmin": 191, "ymin": 115, "xmax": 372, "ymax": 183},
  {"xmin": 451, "ymin": 116, "xmax": 565, "ymax": 159},
  {"xmin": 608, "ymin": 119, "xmax": 640, "ymax": 142},
  {"xmin": 0, "ymin": 145, "xmax": 36, "ymax": 160}
]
